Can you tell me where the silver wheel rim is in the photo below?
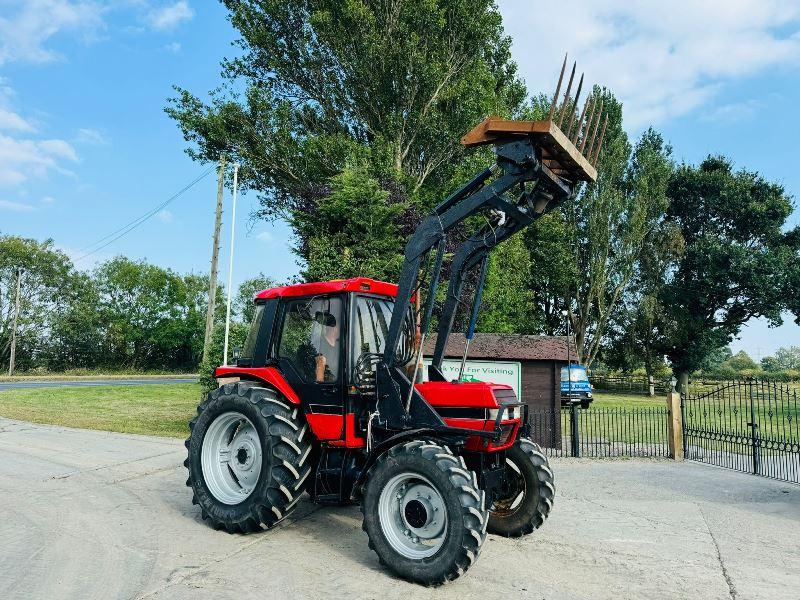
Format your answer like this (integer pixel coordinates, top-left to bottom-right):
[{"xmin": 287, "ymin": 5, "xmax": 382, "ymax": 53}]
[
  {"xmin": 201, "ymin": 412, "xmax": 262, "ymax": 505},
  {"xmin": 378, "ymin": 473, "xmax": 448, "ymax": 559}
]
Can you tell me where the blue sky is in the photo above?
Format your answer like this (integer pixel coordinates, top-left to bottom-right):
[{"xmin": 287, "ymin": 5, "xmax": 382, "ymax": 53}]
[{"xmin": 0, "ymin": 0, "xmax": 798, "ymax": 358}]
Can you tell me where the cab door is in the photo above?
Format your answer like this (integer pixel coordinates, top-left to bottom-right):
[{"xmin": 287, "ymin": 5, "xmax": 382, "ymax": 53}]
[{"xmin": 273, "ymin": 294, "xmax": 346, "ymax": 440}]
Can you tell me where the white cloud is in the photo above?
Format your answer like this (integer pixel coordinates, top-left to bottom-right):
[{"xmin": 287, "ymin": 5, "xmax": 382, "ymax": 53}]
[
  {"xmin": 0, "ymin": 107, "xmax": 34, "ymax": 132},
  {"xmin": 164, "ymin": 41, "xmax": 181, "ymax": 53},
  {"xmin": 39, "ymin": 138, "xmax": 79, "ymax": 161},
  {"xmin": 0, "ymin": 77, "xmax": 35, "ymax": 132},
  {"xmin": 55, "ymin": 243, "xmax": 108, "ymax": 269},
  {"xmin": 497, "ymin": 0, "xmax": 800, "ymax": 128},
  {"xmin": 703, "ymin": 99, "xmax": 763, "ymax": 123},
  {"xmin": 147, "ymin": 1, "xmax": 194, "ymax": 30},
  {"xmin": 75, "ymin": 127, "xmax": 108, "ymax": 145},
  {"xmin": 41, "ymin": 196, "xmax": 56, "ymax": 204},
  {"xmin": 0, "ymin": 199, "xmax": 36, "ymax": 212},
  {"xmin": 156, "ymin": 209, "xmax": 173, "ymax": 222},
  {"xmin": 0, "ymin": 134, "xmax": 79, "ymax": 187},
  {"xmin": 0, "ymin": 0, "xmax": 105, "ymax": 65},
  {"xmin": 256, "ymin": 231, "xmax": 273, "ymax": 243}
]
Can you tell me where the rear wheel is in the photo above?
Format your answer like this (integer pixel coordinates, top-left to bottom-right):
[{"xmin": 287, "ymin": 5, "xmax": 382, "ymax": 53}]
[
  {"xmin": 487, "ymin": 438, "xmax": 555, "ymax": 537},
  {"xmin": 361, "ymin": 441, "xmax": 487, "ymax": 586},
  {"xmin": 185, "ymin": 382, "xmax": 312, "ymax": 533}
]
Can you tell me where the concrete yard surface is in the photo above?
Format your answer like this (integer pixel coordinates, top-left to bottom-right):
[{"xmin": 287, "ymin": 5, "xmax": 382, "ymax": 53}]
[{"xmin": 0, "ymin": 417, "xmax": 798, "ymax": 600}]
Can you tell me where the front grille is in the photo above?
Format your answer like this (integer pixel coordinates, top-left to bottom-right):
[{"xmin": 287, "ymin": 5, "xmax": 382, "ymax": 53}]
[
  {"xmin": 492, "ymin": 388, "xmax": 518, "ymax": 403},
  {"xmin": 434, "ymin": 407, "xmax": 489, "ymax": 419}
]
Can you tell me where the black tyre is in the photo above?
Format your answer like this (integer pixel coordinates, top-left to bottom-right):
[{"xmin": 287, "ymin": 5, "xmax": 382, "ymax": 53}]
[
  {"xmin": 361, "ymin": 440, "xmax": 488, "ymax": 586},
  {"xmin": 185, "ymin": 382, "xmax": 312, "ymax": 533},
  {"xmin": 487, "ymin": 437, "xmax": 555, "ymax": 537}
]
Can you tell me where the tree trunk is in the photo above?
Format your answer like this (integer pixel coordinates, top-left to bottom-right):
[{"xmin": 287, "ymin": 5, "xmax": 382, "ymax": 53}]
[{"xmin": 677, "ymin": 370, "xmax": 689, "ymax": 394}]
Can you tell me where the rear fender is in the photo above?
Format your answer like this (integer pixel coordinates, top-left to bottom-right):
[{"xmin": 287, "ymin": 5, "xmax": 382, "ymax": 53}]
[{"xmin": 214, "ymin": 366, "xmax": 300, "ymax": 404}]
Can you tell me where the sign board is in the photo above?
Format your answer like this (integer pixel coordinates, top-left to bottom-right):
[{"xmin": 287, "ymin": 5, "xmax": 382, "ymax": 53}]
[{"xmin": 422, "ymin": 358, "xmax": 522, "ymax": 400}]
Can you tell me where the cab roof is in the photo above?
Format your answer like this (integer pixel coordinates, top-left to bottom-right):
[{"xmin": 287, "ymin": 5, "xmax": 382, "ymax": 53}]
[{"xmin": 255, "ymin": 277, "xmax": 399, "ymax": 300}]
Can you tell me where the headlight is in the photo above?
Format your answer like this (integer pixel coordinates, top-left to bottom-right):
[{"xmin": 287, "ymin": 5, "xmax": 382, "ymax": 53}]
[{"xmin": 488, "ymin": 406, "xmax": 517, "ymax": 420}]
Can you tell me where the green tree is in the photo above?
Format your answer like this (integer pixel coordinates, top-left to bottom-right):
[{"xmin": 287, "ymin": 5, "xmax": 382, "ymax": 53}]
[
  {"xmin": 478, "ymin": 235, "xmax": 538, "ymax": 333},
  {"xmin": 236, "ymin": 273, "xmax": 279, "ymax": 323},
  {"xmin": 762, "ymin": 346, "xmax": 800, "ymax": 372},
  {"xmin": 42, "ymin": 272, "xmax": 105, "ymax": 370},
  {"xmin": 293, "ymin": 166, "xmax": 411, "ymax": 282},
  {"xmin": 198, "ymin": 321, "xmax": 249, "ymax": 396},
  {"xmin": 524, "ymin": 211, "xmax": 577, "ymax": 336},
  {"xmin": 724, "ymin": 350, "xmax": 758, "ymax": 372},
  {"xmin": 166, "ymin": 0, "xmax": 525, "ymax": 280},
  {"xmin": 0, "ymin": 236, "xmax": 73, "ymax": 371},
  {"xmin": 94, "ymin": 257, "xmax": 207, "ymax": 370},
  {"xmin": 657, "ymin": 157, "xmax": 800, "ymax": 390},
  {"xmin": 571, "ymin": 118, "xmax": 673, "ymax": 366}
]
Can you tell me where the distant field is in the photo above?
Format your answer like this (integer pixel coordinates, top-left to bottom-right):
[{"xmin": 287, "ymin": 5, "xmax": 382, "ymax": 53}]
[
  {"xmin": 590, "ymin": 391, "xmax": 667, "ymax": 409},
  {"xmin": 0, "ymin": 383, "xmax": 200, "ymax": 437},
  {"xmin": 0, "ymin": 372, "xmax": 196, "ymax": 383}
]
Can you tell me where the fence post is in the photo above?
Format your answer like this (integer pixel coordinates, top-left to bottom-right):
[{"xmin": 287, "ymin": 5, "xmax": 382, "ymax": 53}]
[
  {"xmin": 667, "ymin": 385, "xmax": 684, "ymax": 461},
  {"xmin": 648, "ymin": 375, "xmax": 655, "ymax": 397},
  {"xmin": 570, "ymin": 403, "xmax": 580, "ymax": 457}
]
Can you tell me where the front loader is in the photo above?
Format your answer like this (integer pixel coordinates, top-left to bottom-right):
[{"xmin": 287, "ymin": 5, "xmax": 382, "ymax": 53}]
[{"xmin": 184, "ymin": 57, "xmax": 606, "ymax": 585}]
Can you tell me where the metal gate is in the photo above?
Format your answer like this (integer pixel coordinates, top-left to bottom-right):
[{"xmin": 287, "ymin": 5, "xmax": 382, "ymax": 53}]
[{"xmin": 682, "ymin": 380, "xmax": 800, "ymax": 483}]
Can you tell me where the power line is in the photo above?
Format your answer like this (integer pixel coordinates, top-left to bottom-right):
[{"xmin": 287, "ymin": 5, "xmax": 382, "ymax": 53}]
[{"xmin": 74, "ymin": 165, "xmax": 217, "ymax": 263}]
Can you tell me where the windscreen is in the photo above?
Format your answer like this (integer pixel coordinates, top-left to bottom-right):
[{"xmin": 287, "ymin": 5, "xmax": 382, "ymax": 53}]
[
  {"xmin": 352, "ymin": 295, "xmax": 415, "ymax": 383},
  {"xmin": 561, "ymin": 366, "xmax": 587, "ymax": 383},
  {"xmin": 240, "ymin": 303, "xmax": 265, "ymax": 361}
]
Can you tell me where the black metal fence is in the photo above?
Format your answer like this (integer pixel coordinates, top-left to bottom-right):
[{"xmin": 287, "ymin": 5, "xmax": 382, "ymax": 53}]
[
  {"xmin": 529, "ymin": 405, "xmax": 670, "ymax": 458},
  {"xmin": 682, "ymin": 380, "xmax": 800, "ymax": 483}
]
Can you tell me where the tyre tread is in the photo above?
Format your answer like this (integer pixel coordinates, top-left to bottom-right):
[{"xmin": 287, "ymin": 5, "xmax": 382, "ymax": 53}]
[
  {"xmin": 360, "ymin": 440, "xmax": 488, "ymax": 586},
  {"xmin": 185, "ymin": 382, "xmax": 312, "ymax": 533}
]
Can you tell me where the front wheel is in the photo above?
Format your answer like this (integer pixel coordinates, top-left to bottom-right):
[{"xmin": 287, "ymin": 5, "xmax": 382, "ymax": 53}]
[
  {"xmin": 487, "ymin": 438, "xmax": 555, "ymax": 537},
  {"xmin": 361, "ymin": 441, "xmax": 488, "ymax": 586}
]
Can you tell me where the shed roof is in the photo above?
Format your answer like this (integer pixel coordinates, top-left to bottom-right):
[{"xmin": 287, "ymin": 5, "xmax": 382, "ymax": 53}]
[{"xmin": 423, "ymin": 333, "xmax": 576, "ymax": 362}]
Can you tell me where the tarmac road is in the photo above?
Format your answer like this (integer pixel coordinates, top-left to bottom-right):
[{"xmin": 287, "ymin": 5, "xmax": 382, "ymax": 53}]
[
  {"xmin": 0, "ymin": 378, "xmax": 196, "ymax": 391},
  {"xmin": 0, "ymin": 417, "xmax": 798, "ymax": 600}
]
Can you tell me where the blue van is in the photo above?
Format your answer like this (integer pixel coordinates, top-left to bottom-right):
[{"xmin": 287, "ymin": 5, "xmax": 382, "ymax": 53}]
[{"xmin": 560, "ymin": 364, "xmax": 593, "ymax": 408}]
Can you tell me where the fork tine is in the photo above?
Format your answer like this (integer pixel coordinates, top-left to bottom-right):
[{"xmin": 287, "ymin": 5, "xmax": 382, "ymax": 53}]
[
  {"xmin": 590, "ymin": 115, "xmax": 608, "ymax": 164},
  {"xmin": 557, "ymin": 62, "xmax": 577, "ymax": 127},
  {"xmin": 579, "ymin": 96, "xmax": 597, "ymax": 153},
  {"xmin": 585, "ymin": 101, "xmax": 604, "ymax": 158},
  {"xmin": 548, "ymin": 54, "xmax": 568, "ymax": 121},
  {"xmin": 566, "ymin": 73, "xmax": 585, "ymax": 140}
]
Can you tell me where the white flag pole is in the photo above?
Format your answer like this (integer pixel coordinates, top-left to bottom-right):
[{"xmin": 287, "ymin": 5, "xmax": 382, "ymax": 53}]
[{"xmin": 223, "ymin": 163, "xmax": 240, "ymax": 365}]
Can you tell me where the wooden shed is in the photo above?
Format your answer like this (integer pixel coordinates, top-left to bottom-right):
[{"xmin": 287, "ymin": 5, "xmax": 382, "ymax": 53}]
[{"xmin": 423, "ymin": 333, "xmax": 577, "ymax": 412}]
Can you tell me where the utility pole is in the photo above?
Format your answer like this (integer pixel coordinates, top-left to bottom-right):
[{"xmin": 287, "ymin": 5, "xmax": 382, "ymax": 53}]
[
  {"xmin": 8, "ymin": 268, "xmax": 21, "ymax": 377},
  {"xmin": 202, "ymin": 154, "xmax": 227, "ymax": 364}
]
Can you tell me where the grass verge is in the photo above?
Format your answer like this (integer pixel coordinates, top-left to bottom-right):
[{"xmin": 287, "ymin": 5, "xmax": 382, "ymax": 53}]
[
  {"xmin": 0, "ymin": 383, "xmax": 200, "ymax": 437},
  {"xmin": 0, "ymin": 372, "xmax": 197, "ymax": 383}
]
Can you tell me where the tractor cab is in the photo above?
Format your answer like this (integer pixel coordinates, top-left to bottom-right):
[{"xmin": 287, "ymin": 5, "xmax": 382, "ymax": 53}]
[{"xmin": 216, "ymin": 277, "xmax": 522, "ymax": 453}]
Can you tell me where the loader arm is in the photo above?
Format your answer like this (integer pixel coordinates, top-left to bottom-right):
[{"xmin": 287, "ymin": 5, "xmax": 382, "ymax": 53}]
[{"xmin": 374, "ymin": 59, "xmax": 607, "ymax": 435}]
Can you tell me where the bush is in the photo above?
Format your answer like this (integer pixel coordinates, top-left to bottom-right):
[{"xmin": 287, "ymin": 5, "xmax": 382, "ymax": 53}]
[{"xmin": 198, "ymin": 322, "xmax": 248, "ymax": 397}]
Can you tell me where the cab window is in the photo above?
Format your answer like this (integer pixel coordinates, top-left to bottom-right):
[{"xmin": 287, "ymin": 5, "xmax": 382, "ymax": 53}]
[
  {"xmin": 351, "ymin": 295, "xmax": 414, "ymax": 375},
  {"xmin": 277, "ymin": 296, "xmax": 343, "ymax": 383}
]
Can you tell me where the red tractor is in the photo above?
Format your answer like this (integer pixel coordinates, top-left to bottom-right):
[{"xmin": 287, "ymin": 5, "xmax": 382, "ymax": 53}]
[{"xmin": 185, "ymin": 70, "xmax": 604, "ymax": 584}]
